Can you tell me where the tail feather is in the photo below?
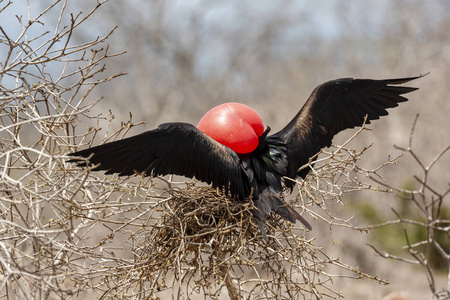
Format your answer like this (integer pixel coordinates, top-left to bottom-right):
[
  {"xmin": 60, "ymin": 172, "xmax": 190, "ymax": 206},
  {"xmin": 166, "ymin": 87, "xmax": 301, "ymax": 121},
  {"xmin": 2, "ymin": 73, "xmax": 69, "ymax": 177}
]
[
  {"xmin": 252, "ymin": 190, "xmax": 311, "ymax": 239},
  {"xmin": 281, "ymin": 198, "xmax": 312, "ymax": 231}
]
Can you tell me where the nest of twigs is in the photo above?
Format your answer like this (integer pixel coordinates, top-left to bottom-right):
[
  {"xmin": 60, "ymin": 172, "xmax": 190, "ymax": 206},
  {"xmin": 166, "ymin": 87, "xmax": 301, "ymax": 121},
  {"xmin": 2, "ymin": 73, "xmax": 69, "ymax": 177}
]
[
  {"xmin": 150, "ymin": 186, "xmax": 260, "ymax": 245},
  {"xmin": 108, "ymin": 185, "xmax": 315, "ymax": 299}
]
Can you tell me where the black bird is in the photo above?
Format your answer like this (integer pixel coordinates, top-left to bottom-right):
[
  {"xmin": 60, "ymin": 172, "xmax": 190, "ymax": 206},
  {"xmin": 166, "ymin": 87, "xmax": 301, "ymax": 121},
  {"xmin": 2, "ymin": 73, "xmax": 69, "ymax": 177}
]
[{"xmin": 68, "ymin": 75, "xmax": 423, "ymax": 238}]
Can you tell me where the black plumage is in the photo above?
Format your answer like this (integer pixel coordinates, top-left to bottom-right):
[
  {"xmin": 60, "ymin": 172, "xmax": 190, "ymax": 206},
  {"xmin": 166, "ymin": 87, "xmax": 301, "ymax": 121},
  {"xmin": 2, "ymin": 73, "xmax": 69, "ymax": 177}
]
[{"xmin": 68, "ymin": 75, "xmax": 424, "ymax": 239}]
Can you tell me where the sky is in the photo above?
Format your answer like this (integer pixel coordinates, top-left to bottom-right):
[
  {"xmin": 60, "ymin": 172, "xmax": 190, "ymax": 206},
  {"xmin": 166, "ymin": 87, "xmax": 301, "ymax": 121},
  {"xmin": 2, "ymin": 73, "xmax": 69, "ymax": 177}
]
[{"xmin": 1, "ymin": 0, "xmax": 446, "ymax": 79}]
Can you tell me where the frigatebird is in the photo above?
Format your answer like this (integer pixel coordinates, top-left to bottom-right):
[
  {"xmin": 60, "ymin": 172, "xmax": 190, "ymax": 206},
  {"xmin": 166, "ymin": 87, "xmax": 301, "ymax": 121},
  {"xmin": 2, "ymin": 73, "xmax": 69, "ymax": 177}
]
[{"xmin": 68, "ymin": 75, "xmax": 423, "ymax": 238}]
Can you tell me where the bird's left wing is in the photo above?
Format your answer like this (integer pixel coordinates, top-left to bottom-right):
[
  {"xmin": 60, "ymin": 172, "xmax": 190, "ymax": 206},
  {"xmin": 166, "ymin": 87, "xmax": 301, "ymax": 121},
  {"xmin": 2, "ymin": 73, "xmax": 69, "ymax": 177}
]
[
  {"xmin": 271, "ymin": 74, "xmax": 424, "ymax": 184},
  {"xmin": 68, "ymin": 122, "xmax": 247, "ymax": 199}
]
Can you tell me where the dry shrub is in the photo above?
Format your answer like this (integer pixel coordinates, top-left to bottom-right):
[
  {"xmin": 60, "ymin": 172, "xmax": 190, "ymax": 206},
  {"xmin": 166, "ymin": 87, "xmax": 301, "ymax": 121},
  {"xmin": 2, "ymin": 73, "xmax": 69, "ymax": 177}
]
[{"xmin": 96, "ymin": 138, "xmax": 393, "ymax": 299}]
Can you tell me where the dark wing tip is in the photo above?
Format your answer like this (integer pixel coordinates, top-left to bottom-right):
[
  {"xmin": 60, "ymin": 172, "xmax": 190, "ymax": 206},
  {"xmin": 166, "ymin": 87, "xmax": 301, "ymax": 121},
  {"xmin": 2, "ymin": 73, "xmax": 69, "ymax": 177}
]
[{"xmin": 381, "ymin": 71, "xmax": 429, "ymax": 86}]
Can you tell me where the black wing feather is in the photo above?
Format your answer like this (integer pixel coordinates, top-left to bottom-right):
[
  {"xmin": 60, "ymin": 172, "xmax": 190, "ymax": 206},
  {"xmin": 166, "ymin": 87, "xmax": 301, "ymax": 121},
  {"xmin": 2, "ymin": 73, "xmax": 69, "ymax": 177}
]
[
  {"xmin": 272, "ymin": 74, "xmax": 424, "ymax": 186},
  {"xmin": 68, "ymin": 122, "xmax": 247, "ymax": 199}
]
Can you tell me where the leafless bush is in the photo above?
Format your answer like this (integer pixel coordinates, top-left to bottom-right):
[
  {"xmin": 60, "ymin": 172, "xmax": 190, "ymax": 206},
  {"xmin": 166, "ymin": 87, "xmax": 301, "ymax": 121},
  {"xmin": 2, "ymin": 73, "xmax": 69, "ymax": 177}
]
[
  {"xmin": 0, "ymin": 0, "xmax": 125, "ymax": 298},
  {"xmin": 368, "ymin": 116, "xmax": 450, "ymax": 300},
  {"xmin": 81, "ymin": 125, "xmax": 393, "ymax": 300},
  {"xmin": 0, "ymin": 1, "xmax": 413, "ymax": 299}
]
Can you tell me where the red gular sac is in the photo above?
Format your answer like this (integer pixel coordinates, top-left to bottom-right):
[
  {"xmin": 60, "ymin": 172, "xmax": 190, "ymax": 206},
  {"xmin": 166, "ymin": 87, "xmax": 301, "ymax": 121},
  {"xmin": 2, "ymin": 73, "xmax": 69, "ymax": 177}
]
[{"xmin": 197, "ymin": 102, "xmax": 264, "ymax": 154}]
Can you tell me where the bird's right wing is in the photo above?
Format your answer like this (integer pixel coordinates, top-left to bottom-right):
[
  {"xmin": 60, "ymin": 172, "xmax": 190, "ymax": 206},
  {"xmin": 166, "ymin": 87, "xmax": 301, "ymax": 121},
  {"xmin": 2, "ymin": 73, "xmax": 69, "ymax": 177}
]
[{"xmin": 68, "ymin": 122, "xmax": 248, "ymax": 199}]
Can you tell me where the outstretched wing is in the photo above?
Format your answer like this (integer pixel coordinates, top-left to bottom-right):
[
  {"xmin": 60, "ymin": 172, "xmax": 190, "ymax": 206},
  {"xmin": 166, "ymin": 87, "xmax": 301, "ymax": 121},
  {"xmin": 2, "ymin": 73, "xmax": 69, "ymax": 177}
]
[
  {"xmin": 272, "ymin": 75, "xmax": 424, "ymax": 185},
  {"xmin": 68, "ymin": 122, "xmax": 248, "ymax": 199}
]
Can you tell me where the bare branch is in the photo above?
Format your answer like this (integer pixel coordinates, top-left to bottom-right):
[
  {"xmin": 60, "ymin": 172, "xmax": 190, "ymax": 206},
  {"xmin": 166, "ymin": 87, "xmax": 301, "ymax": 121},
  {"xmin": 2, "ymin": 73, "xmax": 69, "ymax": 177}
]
[{"xmin": 368, "ymin": 115, "xmax": 450, "ymax": 297}]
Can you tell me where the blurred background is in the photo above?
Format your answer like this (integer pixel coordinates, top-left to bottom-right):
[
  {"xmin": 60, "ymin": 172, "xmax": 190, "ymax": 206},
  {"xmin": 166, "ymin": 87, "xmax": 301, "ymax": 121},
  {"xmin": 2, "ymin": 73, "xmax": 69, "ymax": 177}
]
[{"xmin": 3, "ymin": 0, "xmax": 450, "ymax": 298}]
